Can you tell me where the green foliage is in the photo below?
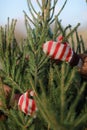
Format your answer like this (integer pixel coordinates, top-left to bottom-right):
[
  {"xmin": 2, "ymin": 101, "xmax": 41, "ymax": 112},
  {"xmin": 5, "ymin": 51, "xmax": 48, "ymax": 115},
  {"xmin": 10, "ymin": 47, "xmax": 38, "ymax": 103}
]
[
  {"xmin": 32, "ymin": 63, "xmax": 87, "ymax": 130},
  {"xmin": 0, "ymin": 0, "xmax": 87, "ymax": 130},
  {"xmin": 0, "ymin": 18, "xmax": 32, "ymax": 92}
]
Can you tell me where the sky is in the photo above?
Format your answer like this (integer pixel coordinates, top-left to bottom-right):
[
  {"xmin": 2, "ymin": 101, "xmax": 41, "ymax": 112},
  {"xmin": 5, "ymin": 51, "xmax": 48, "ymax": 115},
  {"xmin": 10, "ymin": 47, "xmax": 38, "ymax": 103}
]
[{"xmin": 0, "ymin": 0, "xmax": 87, "ymax": 31}]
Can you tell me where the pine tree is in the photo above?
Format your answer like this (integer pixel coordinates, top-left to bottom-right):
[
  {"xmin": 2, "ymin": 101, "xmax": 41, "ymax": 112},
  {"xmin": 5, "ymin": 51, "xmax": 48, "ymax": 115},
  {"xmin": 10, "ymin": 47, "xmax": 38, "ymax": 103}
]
[{"xmin": 0, "ymin": 0, "xmax": 87, "ymax": 130}]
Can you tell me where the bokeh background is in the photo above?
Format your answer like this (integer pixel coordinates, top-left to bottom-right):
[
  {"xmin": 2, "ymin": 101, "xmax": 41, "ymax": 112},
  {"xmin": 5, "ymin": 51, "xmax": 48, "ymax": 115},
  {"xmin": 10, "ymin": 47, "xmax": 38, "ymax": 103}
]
[{"xmin": 0, "ymin": 0, "xmax": 87, "ymax": 45}]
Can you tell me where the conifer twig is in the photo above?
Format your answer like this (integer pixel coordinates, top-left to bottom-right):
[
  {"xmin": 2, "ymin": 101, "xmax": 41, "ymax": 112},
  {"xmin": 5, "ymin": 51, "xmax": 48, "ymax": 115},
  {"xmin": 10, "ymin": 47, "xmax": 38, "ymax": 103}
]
[
  {"xmin": 63, "ymin": 23, "xmax": 80, "ymax": 42},
  {"xmin": 36, "ymin": 0, "xmax": 42, "ymax": 9},
  {"xmin": 57, "ymin": 0, "xmax": 68, "ymax": 17},
  {"xmin": 66, "ymin": 82, "xmax": 87, "ymax": 121},
  {"xmin": 23, "ymin": 11, "xmax": 36, "ymax": 26}
]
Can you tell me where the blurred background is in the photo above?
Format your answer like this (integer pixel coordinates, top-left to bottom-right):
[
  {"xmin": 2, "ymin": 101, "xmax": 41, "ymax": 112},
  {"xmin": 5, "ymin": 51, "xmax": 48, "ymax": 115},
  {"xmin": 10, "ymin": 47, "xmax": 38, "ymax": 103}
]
[{"xmin": 0, "ymin": 0, "xmax": 87, "ymax": 44}]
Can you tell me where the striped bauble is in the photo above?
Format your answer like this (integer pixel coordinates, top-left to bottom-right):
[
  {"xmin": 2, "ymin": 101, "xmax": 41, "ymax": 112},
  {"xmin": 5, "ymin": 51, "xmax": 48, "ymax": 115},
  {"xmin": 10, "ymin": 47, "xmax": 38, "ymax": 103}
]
[
  {"xmin": 18, "ymin": 90, "xmax": 37, "ymax": 116},
  {"xmin": 42, "ymin": 40, "xmax": 73, "ymax": 62}
]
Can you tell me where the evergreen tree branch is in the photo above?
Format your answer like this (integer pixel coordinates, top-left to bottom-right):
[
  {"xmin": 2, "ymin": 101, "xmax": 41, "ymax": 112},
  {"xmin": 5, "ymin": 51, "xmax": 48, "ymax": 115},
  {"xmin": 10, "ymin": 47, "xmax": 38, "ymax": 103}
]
[
  {"xmin": 74, "ymin": 113, "xmax": 87, "ymax": 128},
  {"xmin": 57, "ymin": 0, "xmax": 68, "ymax": 17},
  {"xmin": 76, "ymin": 30, "xmax": 81, "ymax": 53},
  {"xmin": 69, "ymin": 27, "xmax": 75, "ymax": 50},
  {"xmin": 27, "ymin": 0, "xmax": 37, "ymax": 22},
  {"xmin": 63, "ymin": 23, "xmax": 80, "ymax": 42},
  {"xmin": 80, "ymin": 35, "xmax": 86, "ymax": 53},
  {"xmin": 66, "ymin": 82, "xmax": 87, "ymax": 122},
  {"xmin": 36, "ymin": 0, "xmax": 42, "ymax": 9},
  {"xmin": 50, "ymin": 0, "xmax": 67, "ymax": 24},
  {"xmin": 23, "ymin": 11, "xmax": 36, "ymax": 26},
  {"xmin": 28, "ymin": 0, "xmax": 38, "ymax": 16},
  {"xmin": 60, "ymin": 63, "xmax": 66, "ymax": 122},
  {"xmin": 65, "ymin": 68, "xmax": 77, "ymax": 92}
]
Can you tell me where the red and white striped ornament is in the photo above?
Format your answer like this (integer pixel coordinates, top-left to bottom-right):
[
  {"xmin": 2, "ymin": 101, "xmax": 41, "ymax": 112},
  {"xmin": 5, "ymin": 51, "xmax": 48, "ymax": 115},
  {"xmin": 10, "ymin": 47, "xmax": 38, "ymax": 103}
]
[
  {"xmin": 42, "ymin": 40, "xmax": 73, "ymax": 63},
  {"xmin": 18, "ymin": 90, "xmax": 37, "ymax": 116},
  {"xmin": 28, "ymin": 89, "xmax": 35, "ymax": 97},
  {"xmin": 57, "ymin": 35, "xmax": 64, "ymax": 43}
]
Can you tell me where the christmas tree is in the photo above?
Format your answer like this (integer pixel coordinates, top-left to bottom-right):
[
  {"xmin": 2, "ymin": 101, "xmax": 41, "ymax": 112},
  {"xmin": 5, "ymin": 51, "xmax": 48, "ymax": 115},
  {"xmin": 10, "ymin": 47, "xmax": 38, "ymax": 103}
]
[{"xmin": 0, "ymin": 0, "xmax": 87, "ymax": 130}]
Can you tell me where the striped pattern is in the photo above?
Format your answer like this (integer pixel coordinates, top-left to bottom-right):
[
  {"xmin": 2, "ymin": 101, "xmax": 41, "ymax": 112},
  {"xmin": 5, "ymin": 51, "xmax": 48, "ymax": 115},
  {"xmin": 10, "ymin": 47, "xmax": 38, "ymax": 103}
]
[
  {"xmin": 29, "ymin": 90, "xmax": 35, "ymax": 97},
  {"xmin": 18, "ymin": 91, "xmax": 37, "ymax": 116},
  {"xmin": 43, "ymin": 41, "xmax": 73, "ymax": 62},
  {"xmin": 57, "ymin": 35, "xmax": 63, "ymax": 42}
]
